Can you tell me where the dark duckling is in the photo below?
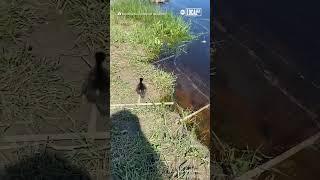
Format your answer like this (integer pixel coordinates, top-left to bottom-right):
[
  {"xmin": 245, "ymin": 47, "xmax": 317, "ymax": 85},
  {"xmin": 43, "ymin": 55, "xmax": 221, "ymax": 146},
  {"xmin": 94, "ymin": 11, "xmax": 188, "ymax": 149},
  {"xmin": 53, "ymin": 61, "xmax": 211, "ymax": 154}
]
[
  {"xmin": 136, "ymin": 78, "xmax": 146, "ymax": 99},
  {"xmin": 81, "ymin": 51, "xmax": 108, "ymax": 115}
]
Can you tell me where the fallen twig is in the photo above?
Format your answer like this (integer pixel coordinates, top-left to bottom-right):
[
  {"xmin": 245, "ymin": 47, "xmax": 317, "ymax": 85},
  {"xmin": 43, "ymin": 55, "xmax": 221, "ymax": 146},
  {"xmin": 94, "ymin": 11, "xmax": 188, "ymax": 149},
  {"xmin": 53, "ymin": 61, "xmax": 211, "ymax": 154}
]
[
  {"xmin": 236, "ymin": 131, "xmax": 320, "ymax": 180},
  {"xmin": 178, "ymin": 104, "xmax": 210, "ymax": 123},
  {"xmin": 212, "ymin": 130, "xmax": 225, "ymax": 152},
  {"xmin": 0, "ymin": 132, "xmax": 109, "ymax": 143},
  {"xmin": 0, "ymin": 144, "xmax": 107, "ymax": 151},
  {"xmin": 110, "ymin": 102, "xmax": 174, "ymax": 108},
  {"xmin": 81, "ymin": 56, "xmax": 93, "ymax": 68},
  {"xmin": 88, "ymin": 103, "xmax": 98, "ymax": 143},
  {"xmin": 0, "ymin": 121, "xmax": 33, "ymax": 127}
]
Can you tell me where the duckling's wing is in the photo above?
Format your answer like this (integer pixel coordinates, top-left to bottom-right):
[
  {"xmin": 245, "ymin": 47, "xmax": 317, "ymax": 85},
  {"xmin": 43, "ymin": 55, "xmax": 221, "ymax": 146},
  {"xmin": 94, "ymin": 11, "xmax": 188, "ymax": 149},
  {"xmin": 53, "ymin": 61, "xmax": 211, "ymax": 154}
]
[
  {"xmin": 81, "ymin": 70, "xmax": 95, "ymax": 94},
  {"xmin": 135, "ymin": 87, "xmax": 140, "ymax": 94}
]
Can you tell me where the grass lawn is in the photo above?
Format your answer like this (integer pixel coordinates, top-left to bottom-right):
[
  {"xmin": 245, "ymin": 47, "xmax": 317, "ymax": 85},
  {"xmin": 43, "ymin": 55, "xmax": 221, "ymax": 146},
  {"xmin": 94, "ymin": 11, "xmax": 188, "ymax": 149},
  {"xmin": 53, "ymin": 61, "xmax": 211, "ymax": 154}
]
[
  {"xmin": 0, "ymin": 0, "xmax": 211, "ymax": 179},
  {"xmin": 0, "ymin": 0, "xmax": 110, "ymax": 179},
  {"xmin": 110, "ymin": 0, "xmax": 209, "ymax": 179}
]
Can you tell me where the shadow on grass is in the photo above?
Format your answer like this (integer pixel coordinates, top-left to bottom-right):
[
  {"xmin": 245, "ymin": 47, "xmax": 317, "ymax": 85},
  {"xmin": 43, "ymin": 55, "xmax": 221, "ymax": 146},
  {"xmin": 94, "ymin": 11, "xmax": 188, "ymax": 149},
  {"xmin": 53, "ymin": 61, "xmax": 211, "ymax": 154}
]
[
  {"xmin": 0, "ymin": 150, "xmax": 91, "ymax": 180},
  {"xmin": 111, "ymin": 109, "xmax": 167, "ymax": 179}
]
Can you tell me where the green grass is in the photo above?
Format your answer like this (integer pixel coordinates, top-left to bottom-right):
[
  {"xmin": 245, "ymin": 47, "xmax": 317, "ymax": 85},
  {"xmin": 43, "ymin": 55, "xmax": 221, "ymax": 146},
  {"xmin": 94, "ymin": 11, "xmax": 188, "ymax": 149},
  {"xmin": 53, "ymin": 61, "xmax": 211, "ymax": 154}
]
[
  {"xmin": 0, "ymin": 0, "xmax": 110, "ymax": 178},
  {"xmin": 111, "ymin": 0, "xmax": 193, "ymax": 60},
  {"xmin": 0, "ymin": 0, "xmax": 43, "ymax": 44},
  {"xmin": 0, "ymin": 47, "xmax": 79, "ymax": 133},
  {"xmin": 1, "ymin": 138, "xmax": 109, "ymax": 179},
  {"xmin": 110, "ymin": 42, "xmax": 176, "ymax": 104},
  {"xmin": 50, "ymin": 0, "xmax": 109, "ymax": 52},
  {"xmin": 111, "ymin": 106, "xmax": 209, "ymax": 179},
  {"xmin": 0, "ymin": 45, "xmax": 103, "ymax": 174},
  {"xmin": 110, "ymin": 0, "xmax": 209, "ymax": 178},
  {"xmin": 212, "ymin": 131, "xmax": 271, "ymax": 179},
  {"xmin": 111, "ymin": 118, "xmax": 164, "ymax": 179}
]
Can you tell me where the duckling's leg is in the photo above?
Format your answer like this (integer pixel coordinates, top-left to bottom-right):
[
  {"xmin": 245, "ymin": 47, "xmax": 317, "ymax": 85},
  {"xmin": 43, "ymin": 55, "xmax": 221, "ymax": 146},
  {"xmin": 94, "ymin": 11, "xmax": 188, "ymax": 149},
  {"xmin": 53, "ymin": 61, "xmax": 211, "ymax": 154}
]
[
  {"xmin": 81, "ymin": 94, "xmax": 87, "ymax": 105},
  {"xmin": 138, "ymin": 95, "xmax": 141, "ymax": 104},
  {"xmin": 81, "ymin": 78, "xmax": 88, "ymax": 104},
  {"xmin": 88, "ymin": 102, "xmax": 98, "ymax": 143}
]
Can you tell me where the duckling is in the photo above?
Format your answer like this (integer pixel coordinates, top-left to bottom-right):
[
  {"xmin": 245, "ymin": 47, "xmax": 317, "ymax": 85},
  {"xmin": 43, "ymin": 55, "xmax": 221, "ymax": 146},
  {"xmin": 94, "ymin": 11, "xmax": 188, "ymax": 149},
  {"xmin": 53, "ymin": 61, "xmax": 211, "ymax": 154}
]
[
  {"xmin": 136, "ymin": 78, "xmax": 147, "ymax": 102},
  {"xmin": 81, "ymin": 51, "xmax": 108, "ymax": 115}
]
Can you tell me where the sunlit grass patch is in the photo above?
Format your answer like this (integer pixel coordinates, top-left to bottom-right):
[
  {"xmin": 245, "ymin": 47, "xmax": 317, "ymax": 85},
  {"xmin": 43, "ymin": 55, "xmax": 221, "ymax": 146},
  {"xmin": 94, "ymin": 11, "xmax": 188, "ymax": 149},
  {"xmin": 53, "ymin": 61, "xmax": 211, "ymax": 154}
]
[
  {"xmin": 128, "ymin": 57, "xmax": 176, "ymax": 99},
  {"xmin": 110, "ymin": 0, "xmax": 209, "ymax": 178},
  {"xmin": 111, "ymin": 0, "xmax": 193, "ymax": 60}
]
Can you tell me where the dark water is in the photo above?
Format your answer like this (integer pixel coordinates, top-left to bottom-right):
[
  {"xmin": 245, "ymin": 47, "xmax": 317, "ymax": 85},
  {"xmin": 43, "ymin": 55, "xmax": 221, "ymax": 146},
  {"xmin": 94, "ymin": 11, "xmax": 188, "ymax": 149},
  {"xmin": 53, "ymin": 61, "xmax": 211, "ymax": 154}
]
[
  {"xmin": 214, "ymin": 0, "xmax": 320, "ymax": 178},
  {"xmin": 217, "ymin": 0, "xmax": 320, "ymax": 85},
  {"xmin": 153, "ymin": 0, "xmax": 211, "ymax": 146}
]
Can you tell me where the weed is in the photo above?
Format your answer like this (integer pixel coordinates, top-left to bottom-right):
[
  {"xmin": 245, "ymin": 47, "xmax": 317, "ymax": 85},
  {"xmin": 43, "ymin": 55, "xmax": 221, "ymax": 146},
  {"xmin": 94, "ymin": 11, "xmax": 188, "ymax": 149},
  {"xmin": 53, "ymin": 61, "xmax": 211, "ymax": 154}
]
[{"xmin": 111, "ymin": 0, "xmax": 193, "ymax": 60}]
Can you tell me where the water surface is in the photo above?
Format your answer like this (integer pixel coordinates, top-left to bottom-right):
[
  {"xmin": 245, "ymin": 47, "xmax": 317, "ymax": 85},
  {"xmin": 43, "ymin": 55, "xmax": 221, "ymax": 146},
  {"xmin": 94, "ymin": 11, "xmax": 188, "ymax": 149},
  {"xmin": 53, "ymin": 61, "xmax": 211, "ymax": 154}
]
[
  {"xmin": 214, "ymin": 0, "xmax": 320, "ymax": 178},
  {"xmin": 154, "ymin": 0, "xmax": 211, "ymax": 146}
]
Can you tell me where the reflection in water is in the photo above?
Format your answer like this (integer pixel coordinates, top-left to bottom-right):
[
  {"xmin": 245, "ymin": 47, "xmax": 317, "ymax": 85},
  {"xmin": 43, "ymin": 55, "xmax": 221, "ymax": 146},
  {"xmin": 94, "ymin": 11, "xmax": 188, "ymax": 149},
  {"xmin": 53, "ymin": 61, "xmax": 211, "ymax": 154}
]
[{"xmin": 214, "ymin": 0, "xmax": 320, "ymax": 178}]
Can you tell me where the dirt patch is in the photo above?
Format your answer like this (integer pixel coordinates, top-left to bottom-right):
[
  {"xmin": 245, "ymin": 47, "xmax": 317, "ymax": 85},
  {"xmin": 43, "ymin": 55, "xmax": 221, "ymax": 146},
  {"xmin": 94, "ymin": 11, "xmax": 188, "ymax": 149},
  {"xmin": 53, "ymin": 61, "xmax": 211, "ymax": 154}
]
[{"xmin": 110, "ymin": 43, "xmax": 166, "ymax": 104}]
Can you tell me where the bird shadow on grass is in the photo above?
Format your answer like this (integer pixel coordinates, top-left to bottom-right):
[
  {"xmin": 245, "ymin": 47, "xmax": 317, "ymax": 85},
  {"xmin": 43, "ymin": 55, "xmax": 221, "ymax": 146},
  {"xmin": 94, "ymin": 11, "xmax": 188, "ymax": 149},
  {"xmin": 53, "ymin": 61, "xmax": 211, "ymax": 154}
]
[
  {"xmin": 111, "ymin": 109, "xmax": 167, "ymax": 180},
  {"xmin": 0, "ymin": 149, "xmax": 91, "ymax": 180}
]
